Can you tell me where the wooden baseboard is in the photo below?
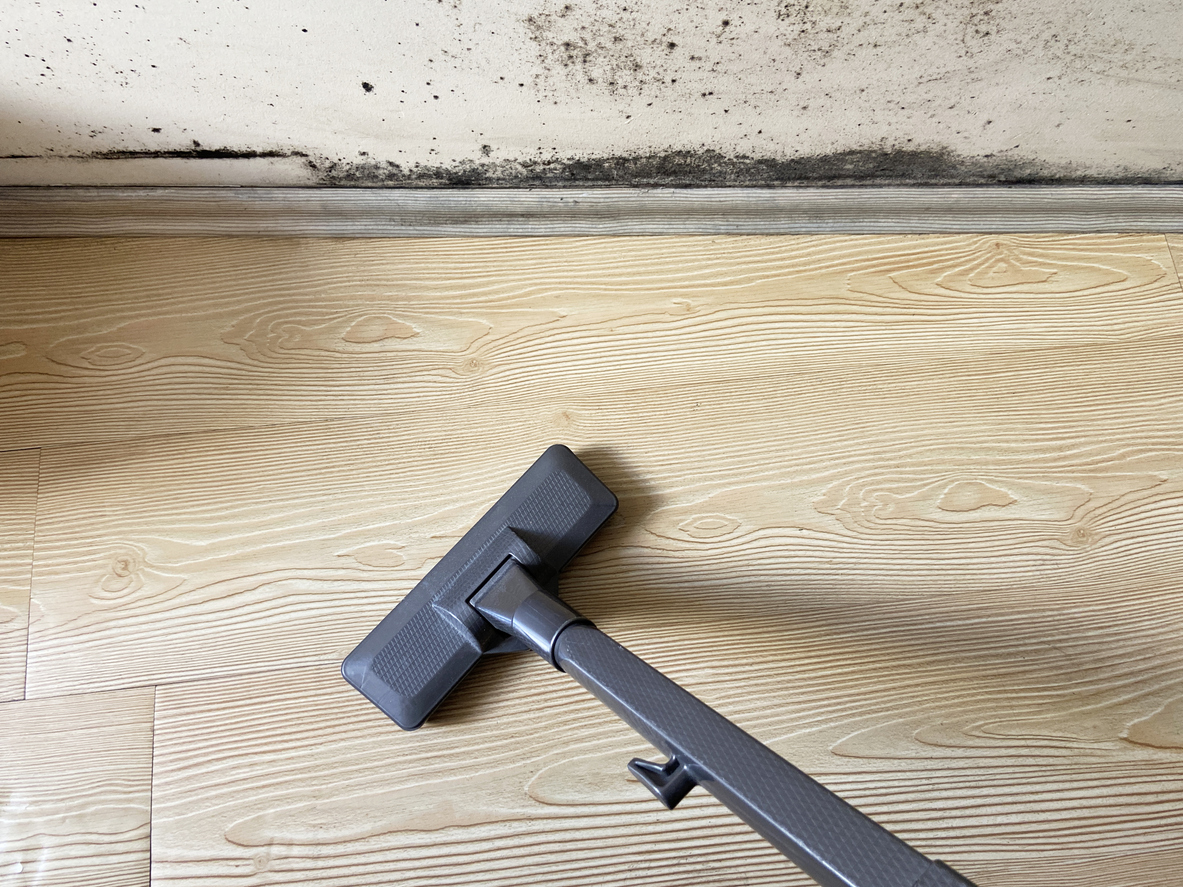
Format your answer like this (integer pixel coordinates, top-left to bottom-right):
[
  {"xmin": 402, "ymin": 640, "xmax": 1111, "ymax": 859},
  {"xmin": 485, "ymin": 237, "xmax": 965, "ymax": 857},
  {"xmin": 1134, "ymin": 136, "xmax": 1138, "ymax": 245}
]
[{"xmin": 3, "ymin": 185, "xmax": 1183, "ymax": 236}]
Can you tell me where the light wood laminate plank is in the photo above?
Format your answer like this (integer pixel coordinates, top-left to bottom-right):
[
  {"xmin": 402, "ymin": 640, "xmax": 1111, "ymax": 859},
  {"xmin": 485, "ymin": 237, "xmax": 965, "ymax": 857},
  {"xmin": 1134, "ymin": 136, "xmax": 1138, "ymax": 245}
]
[
  {"xmin": 14, "ymin": 232, "xmax": 1183, "ymax": 886},
  {"xmin": 0, "ymin": 448, "xmax": 38, "ymax": 701},
  {"xmin": 23, "ymin": 233, "xmax": 1183, "ymax": 699},
  {"xmin": 1, "ymin": 234, "xmax": 1179, "ymax": 450},
  {"xmin": 0, "ymin": 687, "xmax": 154, "ymax": 887},
  {"xmin": 149, "ymin": 655, "xmax": 1183, "ymax": 886},
  {"xmin": 25, "ymin": 363, "xmax": 1183, "ymax": 699}
]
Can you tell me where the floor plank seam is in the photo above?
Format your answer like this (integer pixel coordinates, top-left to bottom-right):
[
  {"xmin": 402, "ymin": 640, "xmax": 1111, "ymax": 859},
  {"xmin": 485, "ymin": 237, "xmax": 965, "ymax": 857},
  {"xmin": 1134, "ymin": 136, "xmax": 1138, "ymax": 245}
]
[
  {"xmin": 23, "ymin": 656, "xmax": 348, "ymax": 703},
  {"xmin": 21, "ymin": 447, "xmax": 41, "ymax": 703},
  {"xmin": 34, "ymin": 409, "xmax": 396, "ymax": 462},
  {"xmin": 149, "ymin": 685, "xmax": 158, "ymax": 887},
  {"xmin": 1165, "ymin": 237, "xmax": 1183, "ymax": 287}
]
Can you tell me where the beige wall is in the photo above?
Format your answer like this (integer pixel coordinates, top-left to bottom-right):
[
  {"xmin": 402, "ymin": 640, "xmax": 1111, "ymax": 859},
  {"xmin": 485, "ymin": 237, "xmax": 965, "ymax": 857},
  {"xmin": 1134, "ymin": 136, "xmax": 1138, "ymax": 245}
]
[{"xmin": 3, "ymin": 0, "xmax": 1181, "ymax": 186}]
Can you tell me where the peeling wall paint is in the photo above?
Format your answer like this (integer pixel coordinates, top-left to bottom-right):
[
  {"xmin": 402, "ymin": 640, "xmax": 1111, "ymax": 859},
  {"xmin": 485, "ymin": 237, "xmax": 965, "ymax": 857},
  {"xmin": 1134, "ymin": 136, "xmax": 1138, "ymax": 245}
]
[{"xmin": 2, "ymin": 0, "xmax": 1182, "ymax": 186}]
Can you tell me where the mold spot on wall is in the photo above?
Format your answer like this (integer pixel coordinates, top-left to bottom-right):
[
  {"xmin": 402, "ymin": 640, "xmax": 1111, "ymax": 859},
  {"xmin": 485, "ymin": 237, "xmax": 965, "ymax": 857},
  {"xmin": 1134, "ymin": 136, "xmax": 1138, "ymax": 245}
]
[{"xmin": 524, "ymin": 1, "xmax": 681, "ymax": 95}]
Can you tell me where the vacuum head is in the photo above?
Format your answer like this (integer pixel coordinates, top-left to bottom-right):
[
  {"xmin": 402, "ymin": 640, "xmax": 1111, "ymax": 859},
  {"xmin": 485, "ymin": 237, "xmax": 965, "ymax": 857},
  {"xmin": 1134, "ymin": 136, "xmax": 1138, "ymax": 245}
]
[
  {"xmin": 341, "ymin": 445, "xmax": 617, "ymax": 729},
  {"xmin": 340, "ymin": 447, "xmax": 982, "ymax": 887}
]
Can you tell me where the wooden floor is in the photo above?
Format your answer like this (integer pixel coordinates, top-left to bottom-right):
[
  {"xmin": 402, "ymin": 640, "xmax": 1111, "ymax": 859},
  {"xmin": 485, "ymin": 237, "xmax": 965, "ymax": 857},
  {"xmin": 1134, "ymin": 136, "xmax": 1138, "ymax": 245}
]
[{"xmin": 3, "ymin": 233, "xmax": 1183, "ymax": 886}]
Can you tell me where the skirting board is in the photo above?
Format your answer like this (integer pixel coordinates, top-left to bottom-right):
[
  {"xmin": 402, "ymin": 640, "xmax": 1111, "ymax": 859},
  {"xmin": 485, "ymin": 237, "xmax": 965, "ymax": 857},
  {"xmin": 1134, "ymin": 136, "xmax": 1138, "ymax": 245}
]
[{"xmin": 2, "ymin": 185, "xmax": 1183, "ymax": 236}]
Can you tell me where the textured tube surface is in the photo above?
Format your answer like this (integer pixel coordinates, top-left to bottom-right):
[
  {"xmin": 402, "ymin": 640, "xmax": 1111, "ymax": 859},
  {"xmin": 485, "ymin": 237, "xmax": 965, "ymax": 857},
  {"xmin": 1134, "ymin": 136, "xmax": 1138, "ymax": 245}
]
[{"xmin": 554, "ymin": 624, "xmax": 977, "ymax": 887}]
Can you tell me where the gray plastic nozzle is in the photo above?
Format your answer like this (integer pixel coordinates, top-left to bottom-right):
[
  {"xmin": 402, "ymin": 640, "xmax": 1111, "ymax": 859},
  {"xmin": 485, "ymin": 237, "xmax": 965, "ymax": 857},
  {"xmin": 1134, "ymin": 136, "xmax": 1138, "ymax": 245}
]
[
  {"xmin": 469, "ymin": 559, "xmax": 591, "ymax": 667},
  {"xmin": 340, "ymin": 445, "xmax": 616, "ymax": 729}
]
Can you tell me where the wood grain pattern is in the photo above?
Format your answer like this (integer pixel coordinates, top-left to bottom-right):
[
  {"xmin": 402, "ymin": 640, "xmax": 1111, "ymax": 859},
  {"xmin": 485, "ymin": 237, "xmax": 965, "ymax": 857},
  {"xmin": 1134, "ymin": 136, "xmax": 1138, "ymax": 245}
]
[
  {"xmin": 149, "ymin": 652, "xmax": 1183, "ymax": 887},
  {"xmin": 6, "ymin": 186, "xmax": 1183, "ymax": 238},
  {"xmin": 0, "ymin": 687, "xmax": 154, "ymax": 886},
  {"xmin": 1, "ymin": 233, "xmax": 1180, "ymax": 451},
  {"xmin": 23, "ymin": 234, "xmax": 1183, "ymax": 697},
  {"xmin": 9, "ymin": 232, "xmax": 1183, "ymax": 885},
  {"xmin": 0, "ymin": 448, "xmax": 38, "ymax": 702}
]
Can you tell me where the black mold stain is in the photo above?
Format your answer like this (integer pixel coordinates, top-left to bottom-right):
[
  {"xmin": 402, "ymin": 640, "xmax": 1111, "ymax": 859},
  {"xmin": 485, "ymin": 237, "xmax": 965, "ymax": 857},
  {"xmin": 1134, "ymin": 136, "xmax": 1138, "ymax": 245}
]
[
  {"xmin": 89, "ymin": 147, "xmax": 307, "ymax": 161},
  {"xmin": 22, "ymin": 147, "xmax": 1174, "ymax": 187},
  {"xmin": 312, "ymin": 146, "xmax": 1170, "ymax": 188}
]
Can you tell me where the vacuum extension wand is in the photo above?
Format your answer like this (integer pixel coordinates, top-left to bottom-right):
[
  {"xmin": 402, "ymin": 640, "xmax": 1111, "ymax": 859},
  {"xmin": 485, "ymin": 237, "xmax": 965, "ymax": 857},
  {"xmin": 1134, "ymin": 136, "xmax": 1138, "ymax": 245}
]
[{"xmin": 343, "ymin": 446, "xmax": 979, "ymax": 887}]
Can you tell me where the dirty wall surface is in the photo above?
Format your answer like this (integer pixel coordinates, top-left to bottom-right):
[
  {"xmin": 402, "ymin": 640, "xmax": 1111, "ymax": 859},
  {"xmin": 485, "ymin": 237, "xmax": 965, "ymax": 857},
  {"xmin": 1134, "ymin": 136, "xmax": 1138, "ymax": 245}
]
[{"xmin": 3, "ymin": 0, "xmax": 1181, "ymax": 185}]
